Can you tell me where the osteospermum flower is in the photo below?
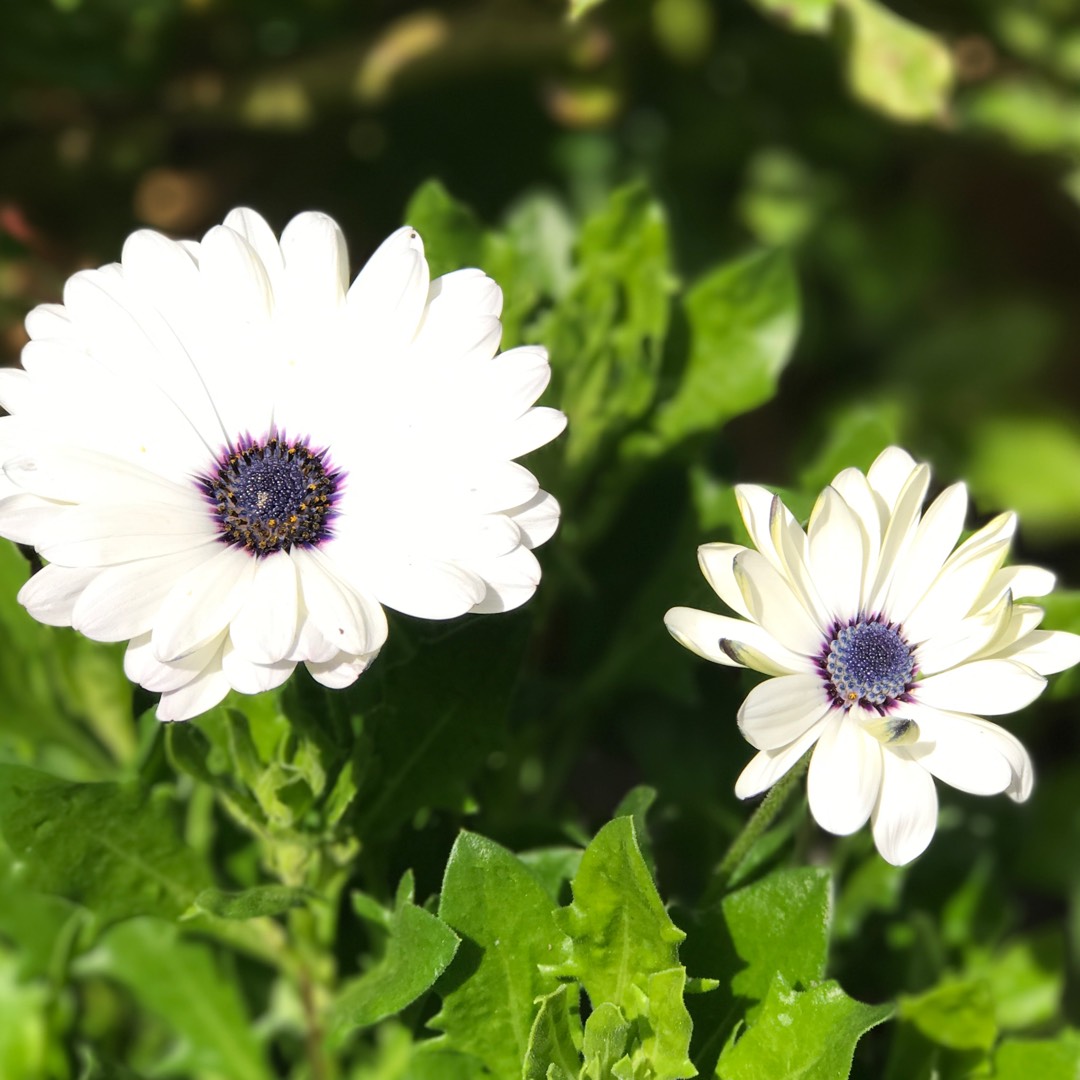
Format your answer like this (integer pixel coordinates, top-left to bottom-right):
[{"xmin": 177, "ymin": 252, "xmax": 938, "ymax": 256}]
[
  {"xmin": 665, "ymin": 447, "xmax": 1080, "ymax": 865},
  {"xmin": 0, "ymin": 209, "xmax": 565, "ymax": 720}
]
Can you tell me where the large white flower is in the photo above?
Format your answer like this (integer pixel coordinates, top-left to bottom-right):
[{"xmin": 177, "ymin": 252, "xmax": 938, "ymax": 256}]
[
  {"xmin": 665, "ymin": 447, "xmax": 1080, "ymax": 865},
  {"xmin": 0, "ymin": 209, "xmax": 565, "ymax": 721}
]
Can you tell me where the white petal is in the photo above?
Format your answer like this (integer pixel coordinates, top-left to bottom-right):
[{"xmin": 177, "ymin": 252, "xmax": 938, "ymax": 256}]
[
  {"xmin": 996, "ymin": 629, "xmax": 1080, "ymax": 676},
  {"xmin": 915, "ymin": 658, "xmax": 1046, "ymax": 715},
  {"xmin": 807, "ymin": 714, "xmax": 883, "ymax": 836},
  {"xmin": 18, "ymin": 563, "xmax": 99, "ymax": 625},
  {"xmin": 280, "ymin": 211, "xmax": 349, "ymax": 311},
  {"xmin": 867, "ymin": 447, "xmax": 920, "ymax": 506},
  {"xmin": 903, "ymin": 538, "xmax": 1011, "ymax": 645},
  {"xmin": 346, "ymin": 225, "xmax": 429, "ymax": 345},
  {"xmin": 885, "ymin": 482, "xmax": 967, "ymax": 623},
  {"xmin": 697, "ymin": 543, "xmax": 752, "ymax": 619},
  {"xmin": 905, "ymin": 704, "xmax": 1026, "ymax": 797},
  {"xmin": 0, "ymin": 493, "xmax": 65, "ymax": 545},
  {"xmin": 871, "ymin": 751, "xmax": 939, "ymax": 865},
  {"xmin": 469, "ymin": 545, "xmax": 541, "ymax": 614},
  {"xmin": 156, "ymin": 653, "xmax": 231, "ymax": 722},
  {"xmin": 125, "ymin": 631, "xmax": 226, "ymax": 693},
  {"xmin": 734, "ymin": 717, "xmax": 827, "ymax": 799},
  {"xmin": 152, "ymin": 545, "xmax": 256, "ymax": 662},
  {"xmin": 734, "ymin": 485, "xmax": 782, "ymax": 570},
  {"xmin": 733, "ymin": 549, "xmax": 824, "ymax": 655},
  {"xmin": 982, "ymin": 564, "xmax": 1056, "ymax": 604},
  {"xmin": 866, "ymin": 463, "xmax": 930, "ymax": 612},
  {"xmin": 221, "ymin": 207, "xmax": 285, "ymax": 288},
  {"xmin": 664, "ymin": 606, "xmax": 806, "ymax": 675},
  {"xmin": 807, "ymin": 486, "xmax": 866, "ymax": 620},
  {"xmin": 306, "ymin": 651, "xmax": 378, "ymax": 689},
  {"xmin": 37, "ymin": 507, "xmax": 218, "ymax": 567},
  {"xmin": 228, "ymin": 552, "xmax": 300, "ymax": 664},
  {"xmin": 491, "ymin": 407, "xmax": 567, "ymax": 460},
  {"xmin": 221, "ymin": 641, "xmax": 296, "ymax": 694},
  {"xmin": 294, "ymin": 546, "xmax": 388, "ymax": 658},
  {"xmin": 768, "ymin": 497, "xmax": 831, "ymax": 628},
  {"xmin": 3, "ymin": 446, "xmax": 200, "ymax": 507},
  {"xmin": 915, "ymin": 591, "xmax": 1012, "ymax": 676},
  {"xmin": 737, "ymin": 674, "xmax": 832, "ymax": 750},
  {"xmin": 358, "ymin": 550, "xmax": 486, "ymax": 620},
  {"xmin": 72, "ymin": 546, "xmax": 218, "ymax": 641},
  {"xmin": 506, "ymin": 489, "xmax": 560, "ymax": 549}
]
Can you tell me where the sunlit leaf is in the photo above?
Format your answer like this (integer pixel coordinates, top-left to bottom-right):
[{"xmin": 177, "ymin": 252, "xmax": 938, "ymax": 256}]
[
  {"xmin": 430, "ymin": 832, "xmax": 568, "ymax": 1077},
  {"xmin": 716, "ymin": 974, "xmax": 893, "ymax": 1079}
]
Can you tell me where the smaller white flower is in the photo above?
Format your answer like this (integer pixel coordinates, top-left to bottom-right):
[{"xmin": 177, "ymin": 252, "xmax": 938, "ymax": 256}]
[
  {"xmin": 665, "ymin": 447, "xmax": 1080, "ymax": 865},
  {"xmin": 0, "ymin": 209, "xmax": 566, "ymax": 721}
]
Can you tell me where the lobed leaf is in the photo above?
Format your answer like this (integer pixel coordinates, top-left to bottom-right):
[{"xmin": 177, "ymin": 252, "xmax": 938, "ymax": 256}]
[
  {"xmin": 429, "ymin": 831, "xmax": 568, "ymax": 1077},
  {"xmin": 715, "ymin": 974, "xmax": 893, "ymax": 1079},
  {"xmin": 330, "ymin": 877, "xmax": 459, "ymax": 1034}
]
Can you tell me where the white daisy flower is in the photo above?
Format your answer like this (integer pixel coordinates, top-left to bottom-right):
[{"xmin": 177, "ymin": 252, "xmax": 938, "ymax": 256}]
[
  {"xmin": 0, "ymin": 209, "xmax": 565, "ymax": 721},
  {"xmin": 665, "ymin": 447, "xmax": 1080, "ymax": 865}
]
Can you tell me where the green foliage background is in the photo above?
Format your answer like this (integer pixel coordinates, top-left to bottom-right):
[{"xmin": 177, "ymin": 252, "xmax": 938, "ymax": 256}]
[{"xmin": 2, "ymin": 0, "xmax": 1080, "ymax": 1076}]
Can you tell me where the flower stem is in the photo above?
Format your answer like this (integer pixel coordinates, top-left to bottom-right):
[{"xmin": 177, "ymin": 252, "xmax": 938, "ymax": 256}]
[{"xmin": 711, "ymin": 752, "xmax": 810, "ymax": 895}]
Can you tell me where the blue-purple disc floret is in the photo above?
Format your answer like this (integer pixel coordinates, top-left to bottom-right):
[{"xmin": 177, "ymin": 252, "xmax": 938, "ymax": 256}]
[
  {"xmin": 819, "ymin": 614, "xmax": 916, "ymax": 714},
  {"xmin": 198, "ymin": 431, "xmax": 343, "ymax": 557}
]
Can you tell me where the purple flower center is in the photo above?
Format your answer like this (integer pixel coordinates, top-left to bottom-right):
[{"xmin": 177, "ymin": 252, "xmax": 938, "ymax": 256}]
[
  {"xmin": 822, "ymin": 616, "xmax": 915, "ymax": 712},
  {"xmin": 199, "ymin": 434, "xmax": 342, "ymax": 556}
]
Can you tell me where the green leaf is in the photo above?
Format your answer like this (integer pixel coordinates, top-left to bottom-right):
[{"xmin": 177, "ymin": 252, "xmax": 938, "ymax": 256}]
[
  {"xmin": 647, "ymin": 249, "xmax": 798, "ymax": 452},
  {"xmin": 331, "ymin": 881, "xmax": 460, "ymax": 1034},
  {"xmin": 994, "ymin": 1032, "xmax": 1080, "ymax": 1079},
  {"xmin": 583, "ymin": 1002, "xmax": 633, "ymax": 1079},
  {"xmin": 556, "ymin": 817, "xmax": 685, "ymax": 1015},
  {"xmin": 430, "ymin": 831, "xmax": 567, "ymax": 1077},
  {"xmin": 968, "ymin": 931, "xmax": 1064, "ymax": 1031},
  {"xmin": 353, "ymin": 616, "xmax": 529, "ymax": 839},
  {"xmin": 0, "ymin": 949, "xmax": 53, "ymax": 1079},
  {"xmin": 0, "ymin": 766, "xmax": 211, "ymax": 925},
  {"xmin": 192, "ymin": 885, "xmax": 314, "ymax": 921},
  {"xmin": 715, "ymin": 974, "xmax": 893, "ymax": 1079},
  {"xmin": 836, "ymin": 0, "xmax": 954, "ymax": 124},
  {"xmin": 544, "ymin": 183, "xmax": 674, "ymax": 469},
  {"xmin": 519, "ymin": 847, "xmax": 585, "ymax": 905},
  {"xmin": 0, "ymin": 542, "xmax": 134, "ymax": 778},
  {"xmin": 81, "ymin": 917, "xmax": 272, "ymax": 1080},
  {"xmin": 898, "ymin": 978, "xmax": 998, "ymax": 1052},
  {"xmin": 722, "ymin": 867, "xmax": 831, "ymax": 1003},
  {"xmin": 524, "ymin": 984, "xmax": 583, "ymax": 1080},
  {"xmin": 637, "ymin": 967, "xmax": 698, "ymax": 1080},
  {"xmin": 967, "ymin": 416, "xmax": 1080, "ymax": 537}
]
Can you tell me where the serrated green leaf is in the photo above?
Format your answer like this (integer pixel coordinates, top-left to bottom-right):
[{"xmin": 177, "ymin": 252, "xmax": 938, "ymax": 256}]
[
  {"xmin": 81, "ymin": 918, "xmax": 272, "ymax": 1080},
  {"xmin": 837, "ymin": 0, "xmax": 954, "ymax": 124},
  {"xmin": 637, "ymin": 967, "xmax": 697, "ymax": 1079},
  {"xmin": 524, "ymin": 984, "xmax": 582, "ymax": 1080},
  {"xmin": 0, "ymin": 766, "xmax": 211, "ymax": 925},
  {"xmin": 898, "ymin": 978, "xmax": 998, "ymax": 1052},
  {"xmin": 331, "ymin": 884, "xmax": 459, "ymax": 1034},
  {"xmin": 430, "ymin": 831, "xmax": 567, "ymax": 1077},
  {"xmin": 646, "ymin": 249, "xmax": 798, "ymax": 453},
  {"xmin": 556, "ymin": 817, "xmax": 685, "ymax": 1015},
  {"xmin": 994, "ymin": 1032, "xmax": 1080, "ymax": 1079},
  {"xmin": 716, "ymin": 974, "xmax": 893, "ymax": 1079},
  {"xmin": 722, "ymin": 867, "xmax": 831, "ymax": 1002},
  {"xmin": 192, "ymin": 885, "xmax": 313, "ymax": 920},
  {"xmin": 583, "ymin": 1002, "xmax": 633, "ymax": 1079}
]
